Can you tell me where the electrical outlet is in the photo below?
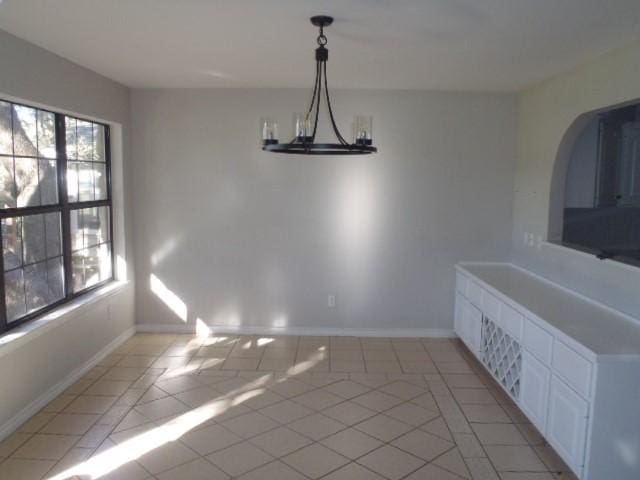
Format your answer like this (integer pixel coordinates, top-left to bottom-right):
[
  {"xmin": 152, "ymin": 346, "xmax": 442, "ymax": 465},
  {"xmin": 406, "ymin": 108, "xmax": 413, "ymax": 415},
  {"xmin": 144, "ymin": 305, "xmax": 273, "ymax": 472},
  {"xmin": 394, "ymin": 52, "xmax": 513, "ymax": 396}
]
[
  {"xmin": 524, "ymin": 232, "xmax": 535, "ymax": 247},
  {"xmin": 327, "ymin": 294, "xmax": 336, "ymax": 308}
]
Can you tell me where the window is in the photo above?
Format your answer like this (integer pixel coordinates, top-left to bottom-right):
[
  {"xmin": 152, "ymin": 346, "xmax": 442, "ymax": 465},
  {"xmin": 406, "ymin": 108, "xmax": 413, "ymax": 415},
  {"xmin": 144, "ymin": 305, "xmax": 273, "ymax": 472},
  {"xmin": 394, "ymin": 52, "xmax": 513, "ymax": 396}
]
[
  {"xmin": 560, "ymin": 102, "xmax": 640, "ymax": 266},
  {"xmin": 0, "ymin": 99, "xmax": 113, "ymax": 331}
]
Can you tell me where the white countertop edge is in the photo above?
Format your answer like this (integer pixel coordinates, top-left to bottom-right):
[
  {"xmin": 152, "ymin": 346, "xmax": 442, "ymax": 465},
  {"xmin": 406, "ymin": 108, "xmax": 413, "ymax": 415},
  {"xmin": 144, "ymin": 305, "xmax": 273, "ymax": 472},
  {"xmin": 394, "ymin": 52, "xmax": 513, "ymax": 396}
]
[
  {"xmin": 0, "ymin": 280, "xmax": 130, "ymax": 359},
  {"xmin": 456, "ymin": 262, "xmax": 640, "ymax": 363}
]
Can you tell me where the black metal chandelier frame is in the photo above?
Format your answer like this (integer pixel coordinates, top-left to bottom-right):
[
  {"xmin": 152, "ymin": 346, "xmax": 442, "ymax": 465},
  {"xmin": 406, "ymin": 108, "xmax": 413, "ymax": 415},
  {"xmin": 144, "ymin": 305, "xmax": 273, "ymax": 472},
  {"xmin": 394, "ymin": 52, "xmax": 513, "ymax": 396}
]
[{"xmin": 262, "ymin": 16, "xmax": 377, "ymax": 155}]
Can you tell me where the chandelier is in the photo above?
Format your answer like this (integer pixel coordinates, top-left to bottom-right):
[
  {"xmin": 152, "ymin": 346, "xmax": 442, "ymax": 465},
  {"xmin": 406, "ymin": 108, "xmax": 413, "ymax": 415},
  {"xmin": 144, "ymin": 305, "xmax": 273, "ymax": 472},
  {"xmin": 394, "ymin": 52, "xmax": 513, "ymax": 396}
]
[{"xmin": 261, "ymin": 16, "xmax": 377, "ymax": 155}]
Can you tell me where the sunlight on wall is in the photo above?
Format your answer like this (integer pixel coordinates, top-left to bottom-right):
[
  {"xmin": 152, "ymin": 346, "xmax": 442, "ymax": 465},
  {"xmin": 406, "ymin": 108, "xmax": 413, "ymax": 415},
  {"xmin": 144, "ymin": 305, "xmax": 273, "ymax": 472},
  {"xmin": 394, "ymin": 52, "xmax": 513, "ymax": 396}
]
[
  {"xmin": 334, "ymin": 166, "xmax": 380, "ymax": 313},
  {"xmin": 271, "ymin": 312, "xmax": 288, "ymax": 329},
  {"xmin": 115, "ymin": 254, "xmax": 127, "ymax": 282},
  {"xmin": 150, "ymin": 236, "xmax": 183, "ymax": 267},
  {"xmin": 209, "ymin": 304, "xmax": 243, "ymax": 327},
  {"xmin": 337, "ymin": 166, "xmax": 379, "ymax": 257},
  {"xmin": 195, "ymin": 317, "xmax": 211, "ymax": 337},
  {"xmin": 149, "ymin": 274, "xmax": 188, "ymax": 322}
]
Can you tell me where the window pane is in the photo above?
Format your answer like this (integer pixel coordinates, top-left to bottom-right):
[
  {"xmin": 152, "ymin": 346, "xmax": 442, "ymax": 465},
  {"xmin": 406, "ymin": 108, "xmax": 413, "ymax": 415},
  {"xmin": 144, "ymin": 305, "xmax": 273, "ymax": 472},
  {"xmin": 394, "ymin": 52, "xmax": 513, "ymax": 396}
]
[
  {"xmin": 65, "ymin": 117, "xmax": 77, "ymax": 159},
  {"xmin": 22, "ymin": 213, "xmax": 46, "ymax": 264},
  {"xmin": 68, "ymin": 160, "xmax": 96, "ymax": 202},
  {"xmin": 67, "ymin": 161, "xmax": 79, "ymax": 202},
  {"xmin": 0, "ymin": 156, "xmax": 16, "ymax": 208},
  {"xmin": 47, "ymin": 257, "xmax": 64, "ymax": 300},
  {"xmin": 15, "ymin": 157, "xmax": 39, "ymax": 207},
  {"xmin": 2, "ymin": 213, "xmax": 63, "ymax": 322},
  {"xmin": 94, "ymin": 124, "xmax": 105, "ymax": 162},
  {"xmin": 13, "ymin": 105, "xmax": 38, "ymax": 157},
  {"xmin": 73, "ymin": 243, "xmax": 111, "ymax": 292},
  {"xmin": 37, "ymin": 110, "xmax": 56, "ymax": 159},
  {"xmin": 94, "ymin": 163, "xmax": 107, "ymax": 200},
  {"xmin": 44, "ymin": 212, "xmax": 62, "ymax": 258},
  {"xmin": 71, "ymin": 206, "xmax": 110, "ymax": 252},
  {"xmin": 78, "ymin": 162, "xmax": 94, "ymax": 201},
  {"xmin": 39, "ymin": 159, "xmax": 58, "ymax": 205},
  {"xmin": 5, "ymin": 268, "xmax": 26, "ymax": 322},
  {"xmin": 71, "ymin": 206, "xmax": 111, "ymax": 293},
  {"xmin": 0, "ymin": 101, "xmax": 12, "ymax": 155},
  {"xmin": 68, "ymin": 161, "xmax": 108, "ymax": 202},
  {"xmin": 24, "ymin": 261, "xmax": 49, "ymax": 312},
  {"xmin": 77, "ymin": 120, "xmax": 93, "ymax": 161},
  {"xmin": 23, "ymin": 258, "xmax": 64, "ymax": 313},
  {"xmin": 2, "ymin": 216, "xmax": 22, "ymax": 271}
]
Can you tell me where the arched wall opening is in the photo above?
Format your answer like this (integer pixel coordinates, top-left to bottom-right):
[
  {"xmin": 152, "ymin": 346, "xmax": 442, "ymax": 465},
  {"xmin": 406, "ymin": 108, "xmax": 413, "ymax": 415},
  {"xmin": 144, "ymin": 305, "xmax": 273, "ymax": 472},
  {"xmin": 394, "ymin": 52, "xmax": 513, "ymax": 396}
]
[{"xmin": 548, "ymin": 99, "xmax": 640, "ymax": 266}]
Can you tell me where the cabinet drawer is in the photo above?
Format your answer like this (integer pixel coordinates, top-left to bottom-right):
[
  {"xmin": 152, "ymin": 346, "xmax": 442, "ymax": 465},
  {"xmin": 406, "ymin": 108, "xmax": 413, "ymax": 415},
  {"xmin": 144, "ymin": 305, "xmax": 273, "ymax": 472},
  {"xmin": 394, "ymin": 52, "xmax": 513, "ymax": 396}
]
[
  {"xmin": 482, "ymin": 290, "xmax": 501, "ymax": 322},
  {"xmin": 466, "ymin": 279, "xmax": 483, "ymax": 307},
  {"xmin": 524, "ymin": 319, "xmax": 553, "ymax": 365},
  {"xmin": 456, "ymin": 272, "xmax": 468, "ymax": 295},
  {"xmin": 500, "ymin": 303, "xmax": 524, "ymax": 340},
  {"xmin": 552, "ymin": 341, "xmax": 592, "ymax": 398}
]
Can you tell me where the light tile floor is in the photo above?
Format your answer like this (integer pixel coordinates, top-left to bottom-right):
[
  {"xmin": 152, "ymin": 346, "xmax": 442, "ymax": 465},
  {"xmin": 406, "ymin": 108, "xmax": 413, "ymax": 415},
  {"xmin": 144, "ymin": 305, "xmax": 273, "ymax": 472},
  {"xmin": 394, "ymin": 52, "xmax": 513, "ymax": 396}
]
[{"xmin": 0, "ymin": 334, "xmax": 579, "ymax": 480}]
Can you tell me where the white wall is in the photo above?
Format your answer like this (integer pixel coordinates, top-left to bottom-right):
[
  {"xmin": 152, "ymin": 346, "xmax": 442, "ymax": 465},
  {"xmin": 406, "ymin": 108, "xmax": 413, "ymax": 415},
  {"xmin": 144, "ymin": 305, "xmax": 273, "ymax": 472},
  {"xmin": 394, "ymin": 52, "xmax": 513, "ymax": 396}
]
[
  {"xmin": 512, "ymin": 40, "xmax": 640, "ymax": 318},
  {"xmin": 0, "ymin": 29, "xmax": 135, "ymax": 432},
  {"xmin": 132, "ymin": 88, "xmax": 517, "ymax": 334}
]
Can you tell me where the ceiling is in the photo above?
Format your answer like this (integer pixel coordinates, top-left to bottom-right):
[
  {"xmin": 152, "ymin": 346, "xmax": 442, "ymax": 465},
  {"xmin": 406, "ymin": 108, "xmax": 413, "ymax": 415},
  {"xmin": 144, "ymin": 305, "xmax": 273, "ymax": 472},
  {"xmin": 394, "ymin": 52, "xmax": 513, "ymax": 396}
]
[{"xmin": 1, "ymin": 0, "xmax": 639, "ymax": 91}]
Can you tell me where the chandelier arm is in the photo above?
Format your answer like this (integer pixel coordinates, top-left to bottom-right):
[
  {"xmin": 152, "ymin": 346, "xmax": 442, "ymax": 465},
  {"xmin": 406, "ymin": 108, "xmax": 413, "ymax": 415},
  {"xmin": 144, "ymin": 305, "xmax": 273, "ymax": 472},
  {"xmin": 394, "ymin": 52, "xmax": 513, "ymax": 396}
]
[
  {"xmin": 306, "ymin": 59, "xmax": 320, "ymax": 118},
  {"xmin": 323, "ymin": 61, "xmax": 349, "ymax": 145},
  {"xmin": 310, "ymin": 60, "xmax": 322, "ymax": 142}
]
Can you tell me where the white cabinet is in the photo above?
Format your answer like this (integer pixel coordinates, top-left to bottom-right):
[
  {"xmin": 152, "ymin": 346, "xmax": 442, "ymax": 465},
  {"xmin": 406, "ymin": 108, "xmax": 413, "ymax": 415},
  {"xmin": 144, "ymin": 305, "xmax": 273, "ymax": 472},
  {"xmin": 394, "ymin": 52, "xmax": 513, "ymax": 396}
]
[
  {"xmin": 552, "ymin": 340, "xmax": 592, "ymax": 398},
  {"xmin": 454, "ymin": 263, "xmax": 640, "ymax": 480},
  {"xmin": 547, "ymin": 377, "xmax": 589, "ymax": 476},
  {"xmin": 520, "ymin": 351, "xmax": 550, "ymax": 432},
  {"xmin": 456, "ymin": 295, "xmax": 482, "ymax": 355}
]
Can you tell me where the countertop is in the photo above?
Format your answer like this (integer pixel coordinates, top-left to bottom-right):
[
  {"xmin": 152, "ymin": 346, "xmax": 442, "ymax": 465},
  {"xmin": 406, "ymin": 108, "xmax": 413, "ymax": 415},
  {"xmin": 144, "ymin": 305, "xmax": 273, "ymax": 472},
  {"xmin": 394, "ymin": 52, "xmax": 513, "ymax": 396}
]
[{"xmin": 457, "ymin": 262, "xmax": 640, "ymax": 359}]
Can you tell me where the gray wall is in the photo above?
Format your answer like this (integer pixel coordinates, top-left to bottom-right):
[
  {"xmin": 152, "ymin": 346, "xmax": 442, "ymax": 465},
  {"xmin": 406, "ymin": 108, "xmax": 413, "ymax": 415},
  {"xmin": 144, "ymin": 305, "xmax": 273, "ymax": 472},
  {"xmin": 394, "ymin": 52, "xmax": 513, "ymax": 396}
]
[
  {"xmin": 0, "ymin": 29, "xmax": 135, "ymax": 431},
  {"xmin": 132, "ymin": 88, "xmax": 517, "ymax": 334},
  {"xmin": 512, "ymin": 39, "xmax": 640, "ymax": 318}
]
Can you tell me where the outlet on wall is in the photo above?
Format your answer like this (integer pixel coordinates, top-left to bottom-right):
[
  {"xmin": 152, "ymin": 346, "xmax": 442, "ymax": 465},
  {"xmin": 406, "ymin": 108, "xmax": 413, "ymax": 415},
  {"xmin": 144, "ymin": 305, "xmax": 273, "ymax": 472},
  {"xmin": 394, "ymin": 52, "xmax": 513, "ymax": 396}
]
[
  {"xmin": 327, "ymin": 294, "xmax": 336, "ymax": 308},
  {"xmin": 523, "ymin": 232, "xmax": 535, "ymax": 247}
]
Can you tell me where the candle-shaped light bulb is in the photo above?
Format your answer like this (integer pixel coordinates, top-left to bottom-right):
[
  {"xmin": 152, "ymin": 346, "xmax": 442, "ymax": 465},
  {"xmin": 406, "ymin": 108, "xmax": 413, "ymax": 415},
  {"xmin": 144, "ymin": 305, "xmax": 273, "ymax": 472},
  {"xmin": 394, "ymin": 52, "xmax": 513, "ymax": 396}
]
[
  {"xmin": 261, "ymin": 117, "xmax": 278, "ymax": 145},
  {"xmin": 353, "ymin": 115, "xmax": 373, "ymax": 145},
  {"xmin": 294, "ymin": 113, "xmax": 313, "ymax": 143}
]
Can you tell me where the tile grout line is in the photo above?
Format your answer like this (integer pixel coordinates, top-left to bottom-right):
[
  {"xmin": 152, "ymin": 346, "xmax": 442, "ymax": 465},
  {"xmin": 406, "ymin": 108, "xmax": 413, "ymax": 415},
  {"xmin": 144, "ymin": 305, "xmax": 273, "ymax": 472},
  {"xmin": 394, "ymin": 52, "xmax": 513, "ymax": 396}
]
[{"xmin": 0, "ymin": 334, "xmax": 567, "ymax": 480}]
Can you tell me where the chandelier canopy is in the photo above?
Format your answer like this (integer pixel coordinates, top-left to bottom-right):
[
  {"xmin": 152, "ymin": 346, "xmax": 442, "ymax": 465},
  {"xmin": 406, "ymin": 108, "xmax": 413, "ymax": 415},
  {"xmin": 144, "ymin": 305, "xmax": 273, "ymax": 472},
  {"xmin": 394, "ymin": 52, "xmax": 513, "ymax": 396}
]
[{"xmin": 261, "ymin": 16, "xmax": 377, "ymax": 155}]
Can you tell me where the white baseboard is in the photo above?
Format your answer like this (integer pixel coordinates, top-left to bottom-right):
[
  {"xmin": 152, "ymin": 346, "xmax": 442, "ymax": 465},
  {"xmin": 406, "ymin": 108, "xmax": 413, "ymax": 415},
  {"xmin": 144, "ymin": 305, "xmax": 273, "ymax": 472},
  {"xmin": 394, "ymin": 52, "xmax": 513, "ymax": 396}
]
[
  {"xmin": 136, "ymin": 323, "xmax": 456, "ymax": 338},
  {"xmin": 0, "ymin": 326, "xmax": 135, "ymax": 441}
]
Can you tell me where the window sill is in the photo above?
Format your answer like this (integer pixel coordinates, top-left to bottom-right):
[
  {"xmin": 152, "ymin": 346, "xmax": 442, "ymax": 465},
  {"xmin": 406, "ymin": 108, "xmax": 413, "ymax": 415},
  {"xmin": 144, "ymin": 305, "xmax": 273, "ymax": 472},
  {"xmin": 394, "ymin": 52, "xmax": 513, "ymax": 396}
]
[{"xmin": 0, "ymin": 280, "xmax": 129, "ymax": 358}]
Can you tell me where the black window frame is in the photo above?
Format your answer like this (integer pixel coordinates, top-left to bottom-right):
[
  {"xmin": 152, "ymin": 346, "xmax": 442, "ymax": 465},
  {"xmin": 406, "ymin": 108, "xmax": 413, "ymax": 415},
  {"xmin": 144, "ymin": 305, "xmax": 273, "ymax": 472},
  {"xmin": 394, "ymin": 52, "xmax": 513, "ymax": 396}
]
[{"xmin": 0, "ymin": 99, "xmax": 114, "ymax": 333}]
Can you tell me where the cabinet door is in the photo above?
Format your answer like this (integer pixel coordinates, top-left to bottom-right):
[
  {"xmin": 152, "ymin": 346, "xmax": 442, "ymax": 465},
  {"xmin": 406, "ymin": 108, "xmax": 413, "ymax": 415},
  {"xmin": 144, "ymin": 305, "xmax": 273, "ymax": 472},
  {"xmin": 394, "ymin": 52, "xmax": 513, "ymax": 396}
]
[
  {"xmin": 547, "ymin": 377, "xmax": 589, "ymax": 475},
  {"xmin": 462, "ymin": 301, "xmax": 482, "ymax": 356},
  {"xmin": 520, "ymin": 351, "xmax": 550, "ymax": 433}
]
